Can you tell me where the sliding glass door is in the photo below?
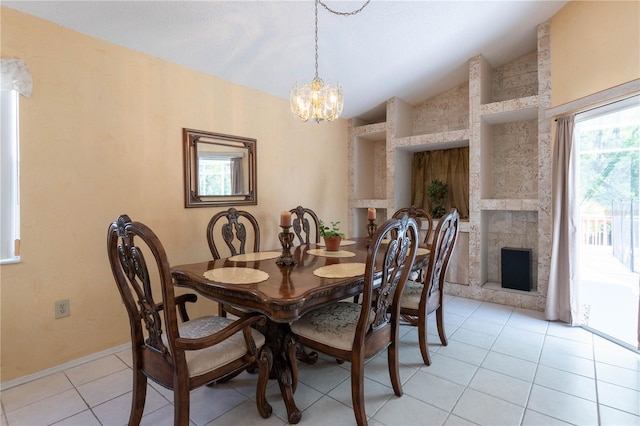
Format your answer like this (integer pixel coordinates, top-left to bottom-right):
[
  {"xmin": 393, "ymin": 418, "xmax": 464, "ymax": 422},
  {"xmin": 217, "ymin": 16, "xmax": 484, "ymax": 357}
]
[{"xmin": 576, "ymin": 95, "xmax": 640, "ymax": 350}]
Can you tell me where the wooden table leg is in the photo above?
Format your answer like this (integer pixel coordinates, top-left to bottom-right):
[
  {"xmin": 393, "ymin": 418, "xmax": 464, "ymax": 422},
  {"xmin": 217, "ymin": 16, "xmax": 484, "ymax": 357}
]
[{"xmin": 264, "ymin": 321, "xmax": 302, "ymax": 424}]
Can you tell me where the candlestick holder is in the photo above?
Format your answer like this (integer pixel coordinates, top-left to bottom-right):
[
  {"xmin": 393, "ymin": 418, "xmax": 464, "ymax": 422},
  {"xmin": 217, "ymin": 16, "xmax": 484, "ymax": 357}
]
[
  {"xmin": 367, "ymin": 219, "xmax": 377, "ymax": 245},
  {"xmin": 276, "ymin": 225, "xmax": 296, "ymax": 266}
]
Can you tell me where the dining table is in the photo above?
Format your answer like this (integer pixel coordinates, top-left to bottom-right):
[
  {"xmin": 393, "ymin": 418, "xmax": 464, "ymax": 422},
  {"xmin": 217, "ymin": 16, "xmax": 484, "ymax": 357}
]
[{"xmin": 171, "ymin": 237, "xmax": 430, "ymax": 424}]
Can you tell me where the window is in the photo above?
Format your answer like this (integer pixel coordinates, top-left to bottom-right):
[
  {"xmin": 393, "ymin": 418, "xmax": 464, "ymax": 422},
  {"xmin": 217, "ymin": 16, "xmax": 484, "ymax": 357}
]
[{"xmin": 1, "ymin": 89, "xmax": 20, "ymax": 263}]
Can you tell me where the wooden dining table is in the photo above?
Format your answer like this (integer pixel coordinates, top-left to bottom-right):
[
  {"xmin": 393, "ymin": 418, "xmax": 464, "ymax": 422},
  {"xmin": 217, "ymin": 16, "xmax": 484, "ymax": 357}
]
[{"xmin": 171, "ymin": 237, "xmax": 429, "ymax": 424}]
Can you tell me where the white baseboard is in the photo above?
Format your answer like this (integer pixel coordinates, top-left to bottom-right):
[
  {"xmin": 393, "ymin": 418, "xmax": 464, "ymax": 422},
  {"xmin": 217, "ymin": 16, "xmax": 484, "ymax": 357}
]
[{"xmin": 1, "ymin": 343, "xmax": 130, "ymax": 390}]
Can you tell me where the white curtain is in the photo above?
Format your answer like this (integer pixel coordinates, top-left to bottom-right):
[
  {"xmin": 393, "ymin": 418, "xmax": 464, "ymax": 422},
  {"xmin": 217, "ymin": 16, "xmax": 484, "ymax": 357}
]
[
  {"xmin": 1, "ymin": 58, "xmax": 32, "ymax": 97},
  {"xmin": 546, "ymin": 115, "xmax": 582, "ymax": 325}
]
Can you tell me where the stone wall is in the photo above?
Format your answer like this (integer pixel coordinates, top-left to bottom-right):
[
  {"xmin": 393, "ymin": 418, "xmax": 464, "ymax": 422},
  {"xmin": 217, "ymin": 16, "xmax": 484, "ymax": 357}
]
[
  {"xmin": 412, "ymin": 82, "xmax": 469, "ymax": 135},
  {"xmin": 491, "ymin": 119, "xmax": 538, "ymax": 199},
  {"xmin": 491, "ymin": 51, "xmax": 538, "ymax": 102}
]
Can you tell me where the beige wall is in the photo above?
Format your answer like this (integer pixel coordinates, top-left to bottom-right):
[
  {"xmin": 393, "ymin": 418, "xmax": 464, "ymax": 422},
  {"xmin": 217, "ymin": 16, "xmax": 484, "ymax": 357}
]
[
  {"xmin": 551, "ymin": 1, "xmax": 640, "ymax": 107},
  {"xmin": 0, "ymin": 7, "xmax": 348, "ymax": 382}
]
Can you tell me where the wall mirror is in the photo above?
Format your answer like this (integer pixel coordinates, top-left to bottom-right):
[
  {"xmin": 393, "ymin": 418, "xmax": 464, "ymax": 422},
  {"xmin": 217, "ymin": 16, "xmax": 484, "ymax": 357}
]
[{"xmin": 183, "ymin": 128, "xmax": 257, "ymax": 207}]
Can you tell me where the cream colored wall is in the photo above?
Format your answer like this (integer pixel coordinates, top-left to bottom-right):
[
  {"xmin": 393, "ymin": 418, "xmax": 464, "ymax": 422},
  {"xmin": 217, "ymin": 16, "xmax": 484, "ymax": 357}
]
[
  {"xmin": 551, "ymin": 1, "xmax": 640, "ymax": 107},
  {"xmin": 0, "ymin": 7, "xmax": 348, "ymax": 382}
]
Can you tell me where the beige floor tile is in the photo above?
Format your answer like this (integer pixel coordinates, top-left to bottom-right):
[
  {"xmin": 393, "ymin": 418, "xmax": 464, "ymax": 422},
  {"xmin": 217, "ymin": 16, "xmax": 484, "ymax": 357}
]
[
  {"xmin": 521, "ymin": 409, "xmax": 571, "ymax": 425},
  {"xmin": 51, "ymin": 409, "xmax": 101, "ymax": 426},
  {"xmin": 467, "ymin": 368, "xmax": 532, "ymax": 406},
  {"xmin": 374, "ymin": 394, "xmax": 448, "ymax": 426},
  {"xmin": 534, "ymin": 364, "xmax": 597, "ymax": 401},
  {"xmin": 1, "ymin": 372, "xmax": 73, "ymax": 413},
  {"xmin": 76, "ymin": 368, "xmax": 132, "ymax": 407},
  {"xmin": 599, "ymin": 404, "xmax": 640, "ymax": 426},
  {"xmin": 452, "ymin": 388, "xmax": 524, "ymax": 425},
  {"xmin": 420, "ymin": 353, "xmax": 478, "ymax": 386},
  {"xmin": 527, "ymin": 384, "xmax": 598, "ymax": 425},
  {"xmin": 403, "ymin": 370, "xmax": 464, "ymax": 412},
  {"xmin": 598, "ymin": 380, "xmax": 640, "ymax": 416},
  {"xmin": 480, "ymin": 351, "xmax": 537, "ymax": 382},
  {"xmin": 64, "ymin": 354, "xmax": 128, "ymax": 387},
  {"xmin": 92, "ymin": 386, "xmax": 169, "ymax": 426},
  {"xmin": 4, "ymin": 389, "xmax": 87, "ymax": 426}
]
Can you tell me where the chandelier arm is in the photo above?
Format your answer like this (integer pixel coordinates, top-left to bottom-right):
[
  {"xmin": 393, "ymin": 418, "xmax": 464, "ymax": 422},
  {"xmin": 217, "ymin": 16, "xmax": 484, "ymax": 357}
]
[{"xmin": 318, "ymin": 0, "xmax": 371, "ymax": 16}]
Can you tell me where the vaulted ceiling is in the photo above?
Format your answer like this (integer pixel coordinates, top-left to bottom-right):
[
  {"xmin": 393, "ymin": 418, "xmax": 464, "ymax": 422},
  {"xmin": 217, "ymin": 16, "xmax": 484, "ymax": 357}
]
[{"xmin": 4, "ymin": 1, "xmax": 568, "ymax": 121}]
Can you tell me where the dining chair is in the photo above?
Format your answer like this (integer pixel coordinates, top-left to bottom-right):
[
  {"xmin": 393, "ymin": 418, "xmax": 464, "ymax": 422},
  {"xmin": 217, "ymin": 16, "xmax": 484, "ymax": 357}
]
[
  {"xmin": 392, "ymin": 205, "xmax": 434, "ymax": 248},
  {"xmin": 289, "ymin": 214, "xmax": 419, "ymax": 426},
  {"xmin": 108, "ymin": 214, "xmax": 272, "ymax": 426},
  {"xmin": 399, "ymin": 208, "xmax": 460, "ymax": 365},
  {"xmin": 289, "ymin": 205, "xmax": 321, "ymax": 245},
  {"xmin": 207, "ymin": 207, "xmax": 260, "ymax": 316}
]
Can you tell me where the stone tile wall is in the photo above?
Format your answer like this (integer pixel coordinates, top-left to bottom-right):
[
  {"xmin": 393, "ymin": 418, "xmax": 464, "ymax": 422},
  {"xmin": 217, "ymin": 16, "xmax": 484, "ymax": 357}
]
[
  {"xmin": 412, "ymin": 82, "xmax": 469, "ymax": 135},
  {"xmin": 491, "ymin": 51, "xmax": 538, "ymax": 102},
  {"xmin": 491, "ymin": 119, "xmax": 538, "ymax": 199}
]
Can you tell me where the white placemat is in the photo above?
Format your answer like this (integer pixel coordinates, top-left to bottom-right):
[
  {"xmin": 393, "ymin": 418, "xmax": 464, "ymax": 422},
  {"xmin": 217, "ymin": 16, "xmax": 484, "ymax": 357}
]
[
  {"xmin": 306, "ymin": 249, "xmax": 356, "ymax": 258},
  {"xmin": 203, "ymin": 267, "xmax": 269, "ymax": 284},
  {"xmin": 313, "ymin": 263, "xmax": 366, "ymax": 278},
  {"xmin": 228, "ymin": 251, "xmax": 281, "ymax": 262}
]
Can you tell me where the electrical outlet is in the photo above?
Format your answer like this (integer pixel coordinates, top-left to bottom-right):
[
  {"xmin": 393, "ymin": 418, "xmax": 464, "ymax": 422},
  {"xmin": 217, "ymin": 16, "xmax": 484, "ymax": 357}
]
[{"xmin": 54, "ymin": 299, "xmax": 70, "ymax": 319}]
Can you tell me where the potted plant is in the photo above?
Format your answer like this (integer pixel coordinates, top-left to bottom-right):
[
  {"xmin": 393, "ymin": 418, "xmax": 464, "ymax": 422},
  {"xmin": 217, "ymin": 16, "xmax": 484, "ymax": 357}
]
[
  {"xmin": 319, "ymin": 220, "xmax": 345, "ymax": 251},
  {"xmin": 427, "ymin": 179, "xmax": 448, "ymax": 218}
]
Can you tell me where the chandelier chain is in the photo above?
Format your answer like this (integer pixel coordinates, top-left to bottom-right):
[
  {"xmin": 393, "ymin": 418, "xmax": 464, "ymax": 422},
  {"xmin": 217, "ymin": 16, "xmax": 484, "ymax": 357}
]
[
  {"xmin": 314, "ymin": 0, "xmax": 319, "ymax": 79},
  {"xmin": 318, "ymin": 0, "xmax": 371, "ymax": 17}
]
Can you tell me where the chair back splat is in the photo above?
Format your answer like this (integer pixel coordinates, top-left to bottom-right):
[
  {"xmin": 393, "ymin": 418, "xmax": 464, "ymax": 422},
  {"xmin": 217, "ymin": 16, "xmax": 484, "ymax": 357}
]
[
  {"xmin": 207, "ymin": 207, "xmax": 260, "ymax": 259},
  {"xmin": 289, "ymin": 214, "xmax": 419, "ymax": 426},
  {"xmin": 289, "ymin": 205, "xmax": 320, "ymax": 245},
  {"xmin": 392, "ymin": 205, "xmax": 434, "ymax": 247},
  {"xmin": 108, "ymin": 214, "xmax": 272, "ymax": 426}
]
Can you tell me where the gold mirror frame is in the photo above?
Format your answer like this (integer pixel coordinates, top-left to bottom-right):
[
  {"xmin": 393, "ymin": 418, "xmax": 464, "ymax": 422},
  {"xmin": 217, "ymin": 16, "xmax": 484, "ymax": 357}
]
[{"xmin": 183, "ymin": 128, "xmax": 257, "ymax": 208}]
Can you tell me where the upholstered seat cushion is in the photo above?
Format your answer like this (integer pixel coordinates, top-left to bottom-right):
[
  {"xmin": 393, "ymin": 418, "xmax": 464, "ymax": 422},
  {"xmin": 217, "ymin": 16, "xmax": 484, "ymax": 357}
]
[
  {"xmin": 400, "ymin": 280, "xmax": 440, "ymax": 312},
  {"xmin": 290, "ymin": 302, "xmax": 375, "ymax": 351},
  {"xmin": 163, "ymin": 316, "xmax": 265, "ymax": 377}
]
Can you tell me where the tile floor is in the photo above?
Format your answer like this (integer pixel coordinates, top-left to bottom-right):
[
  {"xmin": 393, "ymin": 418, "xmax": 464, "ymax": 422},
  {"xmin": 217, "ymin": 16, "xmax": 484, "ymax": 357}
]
[{"xmin": 2, "ymin": 295, "xmax": 639, "ymax": 426}]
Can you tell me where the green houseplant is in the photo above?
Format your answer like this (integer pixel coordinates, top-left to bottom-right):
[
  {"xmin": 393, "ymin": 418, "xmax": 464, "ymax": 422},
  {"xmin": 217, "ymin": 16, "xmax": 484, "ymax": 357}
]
[
  {"xmin": 427, "ymin": 179, "xmax": 448, "ymax": 218},
  {"xmin": 319, "ymin": 220, "xmax": 345, "ymax": 251}
]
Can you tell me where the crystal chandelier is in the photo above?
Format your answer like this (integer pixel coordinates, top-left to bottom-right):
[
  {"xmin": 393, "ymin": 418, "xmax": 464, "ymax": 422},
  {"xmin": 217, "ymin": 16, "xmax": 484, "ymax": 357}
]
[{"xmin": 290, "ymin": 0, "xmax": 369, "ymax": 123}]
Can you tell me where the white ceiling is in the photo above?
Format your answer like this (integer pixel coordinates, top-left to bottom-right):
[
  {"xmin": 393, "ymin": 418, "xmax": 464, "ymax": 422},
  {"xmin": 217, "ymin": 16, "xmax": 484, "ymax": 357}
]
[{"xmin": 3, "ymin": 0, "xmax": 568, "ymax": 121}]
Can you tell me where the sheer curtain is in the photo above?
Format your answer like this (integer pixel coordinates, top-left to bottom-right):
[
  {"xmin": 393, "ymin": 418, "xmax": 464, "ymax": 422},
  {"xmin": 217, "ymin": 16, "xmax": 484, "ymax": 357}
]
[{"xmin": 546, "ymin": 115, "xmax": 582, "ymax": 325}]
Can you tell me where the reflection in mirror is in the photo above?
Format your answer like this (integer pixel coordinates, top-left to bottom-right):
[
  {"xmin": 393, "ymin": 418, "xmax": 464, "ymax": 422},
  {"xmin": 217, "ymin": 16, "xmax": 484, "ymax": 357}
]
[{"xmin": 183, "ymin": 129, "xmax": 257, "ymax": 207}]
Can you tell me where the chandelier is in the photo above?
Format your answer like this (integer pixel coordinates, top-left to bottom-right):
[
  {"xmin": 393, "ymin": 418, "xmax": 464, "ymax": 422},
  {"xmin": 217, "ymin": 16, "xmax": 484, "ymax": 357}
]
[{"xmin": 290, "ymin": 0, "xmax": 370, "ymax": 123}]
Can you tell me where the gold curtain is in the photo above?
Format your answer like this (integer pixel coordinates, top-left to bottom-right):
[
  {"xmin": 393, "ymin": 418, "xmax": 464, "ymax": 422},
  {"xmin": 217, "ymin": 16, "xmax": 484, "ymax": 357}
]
[{"xmin": 411, "ymin": 147, "xmax": 469, "ymax": 218}]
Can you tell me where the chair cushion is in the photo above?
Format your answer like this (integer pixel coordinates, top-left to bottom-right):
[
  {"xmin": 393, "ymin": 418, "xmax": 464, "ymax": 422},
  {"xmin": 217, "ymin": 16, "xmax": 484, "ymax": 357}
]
[
  {"xmin": 164, "ymin": 316, "xmax": 265, "ymax": 377},
  {"xmin": 290, "ymin": 302, "xmax": 375, "ymax": 351},
  {"xmin": 400, "ymin": 280, "xmax": 440, "ymax": 313},
  {"xmin": 400, "ymin": 280, "xmax": 423, "ymax": 310}
]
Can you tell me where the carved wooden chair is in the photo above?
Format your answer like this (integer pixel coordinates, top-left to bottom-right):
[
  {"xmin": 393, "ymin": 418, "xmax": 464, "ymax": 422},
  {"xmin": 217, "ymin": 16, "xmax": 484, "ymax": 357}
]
[
  {"xmin": 392, "ymin": 205, "xmax": 434, "ymax": 248},
  {"xmin": 288, "ymin": 215, "xmax": 419, "ymax": 426},
  {"xmin": 399, "ymin": 208, "xmax": 460, "ymax": 365},
  {"xmin": 207, "ymin": 207, "xmax": 260, "ymax": 316},
  {"xmin": 107, "ymin": 214, "xmax": 272, "ymax": 426},
  {"xmin": 289, "ymin": 205, "xmax": 320, "ymax": 245}
]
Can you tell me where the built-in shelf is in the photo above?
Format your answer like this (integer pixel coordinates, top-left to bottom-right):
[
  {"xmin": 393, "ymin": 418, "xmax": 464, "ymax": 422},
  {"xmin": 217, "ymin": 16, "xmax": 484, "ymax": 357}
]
[
  {"xmin": 482, "ymin": 281, "xmax": 539, "ymax": 296},
  {"xmin": 392, "ymin": 129, "xmax": 470, "ymax": 151},
  {"xmin": 352, "ymin": 199, "xmax": 387, "ymax": 209},
  {"xmin": 353, "ymin": 122, "xmax": 386, "ymax": 140},
  {"xmin": 480, "ymin": 96, "xmax": 539, "ymax": 124},
  {"xmin": 479, "ymin": 199, "xmax": 538, "ymax": 211}
]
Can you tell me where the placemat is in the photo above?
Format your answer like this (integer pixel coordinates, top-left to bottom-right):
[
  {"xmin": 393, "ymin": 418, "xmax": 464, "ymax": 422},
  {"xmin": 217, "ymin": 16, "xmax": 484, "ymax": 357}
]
[
  {"xmin": 306, "ymin": 249, "xmax": 356, "ymax": 258},
  {"xmin": 417, "ymin": 247, "xmax": 431, "ymax": 256},
  {"xmin": 228, "ymin": 251, "xmax": 281, "ymax": 262},
  {"xmin": 313, "ymin": 262, "xmax": 366, "ymax": 278},
  {"xmin": 317, "ymin": 239, "xmax": 356, "ymax": 247},
  {"xmin": 203, "ymin": 267, "xmax": 269, "ymax": 284}
]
